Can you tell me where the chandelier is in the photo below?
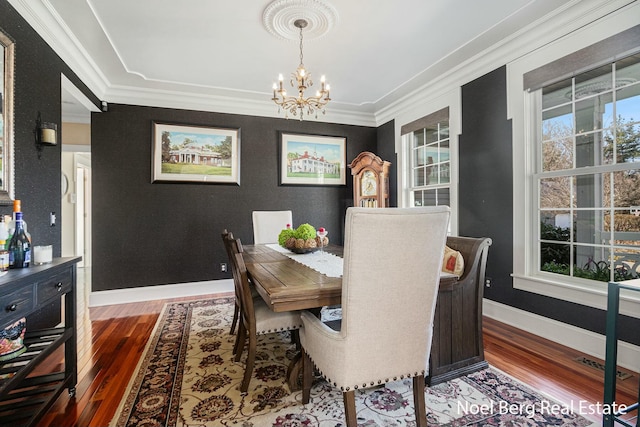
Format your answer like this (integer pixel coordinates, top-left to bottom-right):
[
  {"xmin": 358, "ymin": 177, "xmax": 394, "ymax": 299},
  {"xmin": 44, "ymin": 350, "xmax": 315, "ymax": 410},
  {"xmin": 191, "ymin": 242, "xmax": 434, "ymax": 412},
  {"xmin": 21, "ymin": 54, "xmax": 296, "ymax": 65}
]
[{"xmin": 271, "ymin": 19, "xmax": 331, "ymax": 119}]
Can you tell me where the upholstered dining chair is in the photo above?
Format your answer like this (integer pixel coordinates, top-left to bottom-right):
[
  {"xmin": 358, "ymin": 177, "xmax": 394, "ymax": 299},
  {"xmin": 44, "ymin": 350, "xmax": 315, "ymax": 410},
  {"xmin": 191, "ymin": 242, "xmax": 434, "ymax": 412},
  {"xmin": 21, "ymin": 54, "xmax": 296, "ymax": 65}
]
[
  {"xmin": 226, "ymin": 234, "xmax": 303, "ymax": 392},
  {"xmin": 299, "ymin": 206, "xmax": 451, "ymax": 427},
  {"xmin": 252, "ymin": 210, "xmax": 293, "ymax": 244}
]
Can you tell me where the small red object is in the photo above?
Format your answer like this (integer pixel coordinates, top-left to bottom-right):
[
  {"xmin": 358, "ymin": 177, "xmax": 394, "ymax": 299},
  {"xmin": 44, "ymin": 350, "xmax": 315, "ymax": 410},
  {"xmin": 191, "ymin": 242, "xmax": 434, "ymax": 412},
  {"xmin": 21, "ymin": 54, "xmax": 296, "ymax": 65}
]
[{"xmin": 318, "ymin": 227, "xmax": 325, "ymax": 232}]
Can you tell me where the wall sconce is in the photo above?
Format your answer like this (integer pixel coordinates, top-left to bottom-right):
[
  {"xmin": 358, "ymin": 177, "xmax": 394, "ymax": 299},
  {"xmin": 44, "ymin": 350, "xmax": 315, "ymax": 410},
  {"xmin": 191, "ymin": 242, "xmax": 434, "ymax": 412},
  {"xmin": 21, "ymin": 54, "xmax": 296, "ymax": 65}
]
[
  {"xmin": 38, "ymin": 121, "xmax": 58, "ymax": 146},
  {"xmin": 34, "ymin": 111, "xmax": 58, "ymax": 151}
]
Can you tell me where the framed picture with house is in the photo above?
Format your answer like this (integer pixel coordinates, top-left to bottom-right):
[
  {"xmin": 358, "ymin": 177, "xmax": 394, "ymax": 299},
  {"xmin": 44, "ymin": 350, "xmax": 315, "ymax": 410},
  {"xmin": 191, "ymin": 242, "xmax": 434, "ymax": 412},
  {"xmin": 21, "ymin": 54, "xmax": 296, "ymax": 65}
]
[
  {"xmin": 279, "ymin": 132, "xmax": 346, "ymax": 186},
  {"xmin": 152, "ymin": 122, "xmax": 240, "ymax": 184}
]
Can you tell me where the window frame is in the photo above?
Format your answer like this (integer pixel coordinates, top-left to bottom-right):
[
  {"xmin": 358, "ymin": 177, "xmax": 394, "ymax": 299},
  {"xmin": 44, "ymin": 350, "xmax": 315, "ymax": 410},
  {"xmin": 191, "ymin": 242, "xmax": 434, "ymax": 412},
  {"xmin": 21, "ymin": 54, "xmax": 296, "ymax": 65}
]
[
  {"xmin": 532, "ymin": 59, "xmax": 640, "ymax": 285},
  {"xmin": 509, "ymin": 19, "xmax": 640, "ymax": 317},
  {"xmin": 398, "ymin": 98, "xmax": 460, "ymax": 236}
]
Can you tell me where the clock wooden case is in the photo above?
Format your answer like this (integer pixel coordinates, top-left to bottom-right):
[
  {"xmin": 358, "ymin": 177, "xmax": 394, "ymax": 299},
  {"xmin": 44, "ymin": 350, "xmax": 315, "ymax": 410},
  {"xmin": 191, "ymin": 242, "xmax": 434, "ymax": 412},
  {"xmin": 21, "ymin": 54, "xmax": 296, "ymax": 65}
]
[{"xmin": 349, "ymin": 151, "xmax": 391, "ymax": 208}]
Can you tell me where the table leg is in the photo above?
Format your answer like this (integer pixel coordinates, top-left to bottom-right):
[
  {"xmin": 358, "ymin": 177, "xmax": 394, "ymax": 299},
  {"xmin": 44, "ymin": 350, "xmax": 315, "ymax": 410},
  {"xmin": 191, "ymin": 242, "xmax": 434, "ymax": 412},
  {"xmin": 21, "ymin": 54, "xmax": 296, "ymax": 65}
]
[{"xmin": 286, "ymin": 352, "xmax": 303, "ymax": 391}]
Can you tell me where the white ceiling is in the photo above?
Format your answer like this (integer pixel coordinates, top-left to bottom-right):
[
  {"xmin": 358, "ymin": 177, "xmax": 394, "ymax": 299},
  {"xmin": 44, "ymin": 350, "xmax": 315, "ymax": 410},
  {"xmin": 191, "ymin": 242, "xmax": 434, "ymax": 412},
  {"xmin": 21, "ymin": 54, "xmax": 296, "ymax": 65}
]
[{"xmin": 13, "ymin": 0, "xmax": 577, "ymax": 123}]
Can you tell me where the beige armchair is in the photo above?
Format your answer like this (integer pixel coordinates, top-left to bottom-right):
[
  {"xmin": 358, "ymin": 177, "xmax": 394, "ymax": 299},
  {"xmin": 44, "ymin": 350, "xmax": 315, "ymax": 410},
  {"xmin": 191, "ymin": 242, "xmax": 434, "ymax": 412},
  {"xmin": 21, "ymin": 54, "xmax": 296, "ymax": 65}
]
[
  {"xmin": 252, "ymin": 210, "xmax": 293, "ymax": 244},
  {"xmin": 300, "ymin": 206, "xmax": 450, "ymax": 427}
]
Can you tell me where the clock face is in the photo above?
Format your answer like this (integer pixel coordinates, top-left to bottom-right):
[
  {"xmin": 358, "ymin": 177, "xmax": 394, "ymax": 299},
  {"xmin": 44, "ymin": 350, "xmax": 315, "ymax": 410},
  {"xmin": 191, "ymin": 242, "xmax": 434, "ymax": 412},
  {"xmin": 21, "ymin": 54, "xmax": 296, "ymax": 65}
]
[{"xmin": 361, "ymin": 170, "xmax": 377, "ymax": 196}]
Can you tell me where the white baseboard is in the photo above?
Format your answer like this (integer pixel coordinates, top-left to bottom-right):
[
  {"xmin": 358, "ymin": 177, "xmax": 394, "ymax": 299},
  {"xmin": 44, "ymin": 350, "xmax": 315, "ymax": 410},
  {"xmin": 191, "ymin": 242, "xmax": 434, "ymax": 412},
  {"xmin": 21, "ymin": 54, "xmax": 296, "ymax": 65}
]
[
  {"xmin": 89, "ymin": 279, "xmax": 234, "ymax": 307},
  {"xmin": 483, "ymin": 299, "xmax": 640, "ymax": 373}
]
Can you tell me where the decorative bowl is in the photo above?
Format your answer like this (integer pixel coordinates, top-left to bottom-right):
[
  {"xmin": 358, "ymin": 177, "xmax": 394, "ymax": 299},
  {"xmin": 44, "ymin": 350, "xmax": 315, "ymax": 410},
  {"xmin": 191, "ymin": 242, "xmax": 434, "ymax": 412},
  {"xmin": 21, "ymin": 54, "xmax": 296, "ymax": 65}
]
[{"xmin": 287, "ymin": 246, "xmax": 319, "ymax": 254}]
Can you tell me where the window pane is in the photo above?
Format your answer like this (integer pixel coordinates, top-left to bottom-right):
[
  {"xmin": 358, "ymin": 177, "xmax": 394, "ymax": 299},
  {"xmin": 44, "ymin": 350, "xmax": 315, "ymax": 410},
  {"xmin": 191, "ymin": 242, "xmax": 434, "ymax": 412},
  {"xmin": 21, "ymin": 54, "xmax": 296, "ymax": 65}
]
[
  {"xmin": 575, "ymin": 92, "xmax": 613, "ymax": 133},
  {"xmin": 615, "ymin": 121, "xmax": 640, "ymax": 164},
  {"xmin": 575, "ymin": 173, "xmax": 607, "ymax": 209},
  {"xmin": 612, "ymin": 170, "xmax": 640, "ymax": 208},
  {"xmin": 414, "ymin": 167, "xmax": 425, "ymax": 186},
  {"xmin": 542, "ymin": 138, "xmax": 573, "ymax": 172},
  {"xmin": 440, "ymin": 162, "xmax": 450, "ymax": 184},
  {"xmin": 440, "ymin": 139, "xmax": 450, "ymax": 162},
  {"xmin": 616, "ymin": 83, "xmax": 640, "ymax": 121},
  {"xmin": 540, "ymin": 176, "xmax": 572, "ymax": 208},
  {"xmin": 438, "ymin": 188, "xmax": 450, "ymax": 206},
  {"xmin": 425, "ymin": 144, "xmax": 438, "ymax": 165},
  {"xmin": 616, "ymin": 54, "xmax": 640, "ymax": 82},
  {"xmin": 440, "ymin": 123, "xmax": 450, "ymax": 139},
  {"xmin": 425, "ymin": 126, "xmax": 438, "ymax": 144},
  {"xmin": 413, "ymin": 129, "xmax": 425, "ymax": 147},
  {"xmin": 414, "ymin": 146, "xmax": 426, "ymax": 166},
  {"xmin": 542, "ymin": 105, "xmax": 574, "ymax": 139},
  {"xmin": 542, "ymin": 77, "xmax": 572, "ymax": 109},
  {"xmin": 575, "ymin": 131, "xmax": 606, "ymax": 168},
  {"xmin": 574, "ymin": 209, "xmax": 599, "ymax": 245},
  {"xmin": 574, "ymin": 64, "xmax": 612, "ymax": 99}
]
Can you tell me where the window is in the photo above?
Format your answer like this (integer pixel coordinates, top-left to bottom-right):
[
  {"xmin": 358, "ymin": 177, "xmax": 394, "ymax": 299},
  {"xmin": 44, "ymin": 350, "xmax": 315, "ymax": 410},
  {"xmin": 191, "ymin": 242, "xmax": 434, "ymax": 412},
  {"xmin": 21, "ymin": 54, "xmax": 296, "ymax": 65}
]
[
  {"xmin": 535, "ymin": 54, "xmax": 640, "ymax": 283},
  {"xmin": 403, "ymin": 108, "xmax": 451, "ymax": 208}
]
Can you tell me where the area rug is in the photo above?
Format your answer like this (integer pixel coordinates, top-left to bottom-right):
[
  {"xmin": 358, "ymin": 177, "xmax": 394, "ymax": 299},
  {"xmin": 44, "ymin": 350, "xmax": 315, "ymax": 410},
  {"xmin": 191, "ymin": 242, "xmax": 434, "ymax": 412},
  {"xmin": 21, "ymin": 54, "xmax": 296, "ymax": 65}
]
[{"xmin": 111, "ymin": 298, "xmax": 597, "ymax": 426}]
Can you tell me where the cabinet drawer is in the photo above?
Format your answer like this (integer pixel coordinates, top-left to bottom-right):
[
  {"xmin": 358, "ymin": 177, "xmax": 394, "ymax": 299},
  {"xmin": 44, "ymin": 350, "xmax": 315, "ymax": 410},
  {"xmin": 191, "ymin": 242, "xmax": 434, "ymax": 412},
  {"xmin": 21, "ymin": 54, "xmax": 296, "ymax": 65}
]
[
  {"xmin": 0, "ymin": 285, "xmax": 34, "ymax": 324},
  {"xmin": 37, "ymin": 272, "xmax": 72, "ymax": 303}
]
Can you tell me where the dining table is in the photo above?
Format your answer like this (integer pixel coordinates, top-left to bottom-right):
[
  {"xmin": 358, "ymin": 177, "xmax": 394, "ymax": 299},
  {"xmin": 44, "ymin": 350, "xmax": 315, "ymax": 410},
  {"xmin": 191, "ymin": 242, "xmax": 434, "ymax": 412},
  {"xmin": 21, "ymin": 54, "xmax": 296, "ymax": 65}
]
[{"xmin": 242, "ymin": 243, "xmax": 460, "ymax": 390}]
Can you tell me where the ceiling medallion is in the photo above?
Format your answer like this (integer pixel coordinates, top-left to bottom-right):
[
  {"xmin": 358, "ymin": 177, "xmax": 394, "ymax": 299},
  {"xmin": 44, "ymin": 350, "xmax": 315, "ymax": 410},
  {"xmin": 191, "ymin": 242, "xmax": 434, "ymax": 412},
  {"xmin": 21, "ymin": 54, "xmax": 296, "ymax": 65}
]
[{"xmin": 263, "ymin": 0, "xmax": 338, "ymax": 41}]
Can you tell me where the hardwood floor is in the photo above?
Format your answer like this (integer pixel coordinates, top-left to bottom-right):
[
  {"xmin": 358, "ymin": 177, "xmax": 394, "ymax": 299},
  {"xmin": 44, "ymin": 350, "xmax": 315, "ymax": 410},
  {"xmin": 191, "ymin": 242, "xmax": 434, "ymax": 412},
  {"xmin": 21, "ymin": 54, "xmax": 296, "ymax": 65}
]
[{"xmin": 36, "ymin": 294, "xmax": 638, "ymax": 427}]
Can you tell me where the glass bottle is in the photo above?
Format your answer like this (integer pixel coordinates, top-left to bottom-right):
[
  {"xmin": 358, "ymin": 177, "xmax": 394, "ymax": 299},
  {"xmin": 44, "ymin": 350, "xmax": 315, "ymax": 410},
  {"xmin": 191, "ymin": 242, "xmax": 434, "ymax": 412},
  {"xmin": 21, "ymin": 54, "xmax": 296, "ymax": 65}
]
[
  {"xmin": 11, "ymin": 199, "xmax": 31, "ymax": 244},
  {"xmin": 9, "ymin": 212, "xmax": 31, "ymax": 269},
  {"xmin": 0, "ymin": 241, "xmax": 8, "ymax": 271}
]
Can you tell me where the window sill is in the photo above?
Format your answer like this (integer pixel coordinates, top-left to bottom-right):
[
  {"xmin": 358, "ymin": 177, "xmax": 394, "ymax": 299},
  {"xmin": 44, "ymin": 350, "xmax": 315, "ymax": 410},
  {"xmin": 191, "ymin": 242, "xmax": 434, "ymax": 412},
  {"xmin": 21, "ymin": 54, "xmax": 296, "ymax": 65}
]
[{"xmin": 512, "ymin": 273, "xmax": 640, "ymax": 319}]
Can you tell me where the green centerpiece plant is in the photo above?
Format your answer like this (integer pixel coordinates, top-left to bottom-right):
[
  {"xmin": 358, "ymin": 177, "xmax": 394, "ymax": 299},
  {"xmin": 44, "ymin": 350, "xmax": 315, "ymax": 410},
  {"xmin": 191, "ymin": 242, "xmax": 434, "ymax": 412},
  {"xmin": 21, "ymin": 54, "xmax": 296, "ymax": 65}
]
[{"xmin": 278, "ymin": 223, "xmax": 329, "ymax": 252}]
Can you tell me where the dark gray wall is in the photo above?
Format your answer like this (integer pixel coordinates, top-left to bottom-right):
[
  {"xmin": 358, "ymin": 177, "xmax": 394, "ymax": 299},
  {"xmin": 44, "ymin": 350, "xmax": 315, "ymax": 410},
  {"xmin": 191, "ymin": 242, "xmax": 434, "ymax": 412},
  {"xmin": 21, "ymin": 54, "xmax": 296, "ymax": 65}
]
[
  {"xmin": 91, "ymin": 105, "xmax": 376, "ymax": 292},
  {"xmin": 0, "ymin": 0, "xmax": 98, "ymax": 247},
  {"xmin": 0, "ymin": 0, "xmax": 99, "ymax": 327},
  {"xmin": 458, "ymin": 66, "xmax": 639, "ymax": 345},
  {"xmin": 375, "ymin": 120, "xmax": 397, "ymax": 207}
]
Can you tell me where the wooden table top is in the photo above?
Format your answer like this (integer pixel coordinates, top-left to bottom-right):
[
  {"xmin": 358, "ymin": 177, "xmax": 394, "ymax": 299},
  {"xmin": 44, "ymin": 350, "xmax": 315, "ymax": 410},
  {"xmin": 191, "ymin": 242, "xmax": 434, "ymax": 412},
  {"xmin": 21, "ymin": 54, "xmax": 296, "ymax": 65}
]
[
  {"xmin": 243, "ymin": 244, "xmax": 458, "ymax": 313},
  {"xmin": 243, "ymin": 244, "xmax": 343, "ymax": 312}
]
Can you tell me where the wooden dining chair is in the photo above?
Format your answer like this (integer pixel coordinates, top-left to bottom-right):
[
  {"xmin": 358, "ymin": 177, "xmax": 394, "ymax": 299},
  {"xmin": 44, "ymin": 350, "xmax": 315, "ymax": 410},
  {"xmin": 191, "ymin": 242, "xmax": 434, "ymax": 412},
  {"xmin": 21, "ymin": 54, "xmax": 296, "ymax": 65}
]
[
  {"xmin": 252, "ymin": 210, "xmax": 293, "ymax": 244},
  {"xmin": 221, "ymin": 229, "xmax": 241, "ymax": 336},
  {"xmin": 226, "ymin": 234, "xmax": 303, "ymax": 392},
  {"xmin": 299, "ymin": 206, "xmax": 451, "ymax": 427}
]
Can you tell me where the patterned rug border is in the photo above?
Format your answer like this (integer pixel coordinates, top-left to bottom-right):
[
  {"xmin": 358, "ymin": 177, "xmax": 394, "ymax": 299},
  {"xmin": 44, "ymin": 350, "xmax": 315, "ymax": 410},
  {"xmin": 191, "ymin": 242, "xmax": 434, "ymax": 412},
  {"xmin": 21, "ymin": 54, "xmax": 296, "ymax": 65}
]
[
  {"xmin": 110, "ymin": 298, "xmax": 232, "ymax": 427},
  {"xmin": 110, "ymin": 297, "xmax": 599, "ymax": 427}
]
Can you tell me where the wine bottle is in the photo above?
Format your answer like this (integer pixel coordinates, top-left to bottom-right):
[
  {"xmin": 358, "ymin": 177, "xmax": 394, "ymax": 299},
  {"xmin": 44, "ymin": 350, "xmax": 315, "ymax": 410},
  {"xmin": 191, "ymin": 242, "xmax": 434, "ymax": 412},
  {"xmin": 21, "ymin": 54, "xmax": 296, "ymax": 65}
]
[
  {"xmin": 8, "ymin": 212, "xmax": 31, "ymax": 269},
  {"xmin": 11, "ymin": 199, "xmax": 31, "ymax": 243}
]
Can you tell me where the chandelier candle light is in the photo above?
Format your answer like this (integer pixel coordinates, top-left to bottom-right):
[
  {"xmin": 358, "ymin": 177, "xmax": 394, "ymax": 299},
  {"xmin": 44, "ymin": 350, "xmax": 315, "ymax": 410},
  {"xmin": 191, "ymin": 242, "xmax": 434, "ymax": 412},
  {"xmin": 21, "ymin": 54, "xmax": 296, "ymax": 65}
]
[{"xmin": 272, "ymin": 19, "xmax": 331, "ymax": 119}]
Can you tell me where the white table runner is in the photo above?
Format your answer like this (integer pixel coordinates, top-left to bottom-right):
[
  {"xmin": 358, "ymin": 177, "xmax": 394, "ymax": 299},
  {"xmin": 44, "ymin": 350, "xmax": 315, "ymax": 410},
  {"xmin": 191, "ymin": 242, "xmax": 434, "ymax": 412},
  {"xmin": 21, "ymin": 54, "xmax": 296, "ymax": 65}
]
[{"xmin": 265, "ymin": 244, "xmax": 343, "ymax": 278}]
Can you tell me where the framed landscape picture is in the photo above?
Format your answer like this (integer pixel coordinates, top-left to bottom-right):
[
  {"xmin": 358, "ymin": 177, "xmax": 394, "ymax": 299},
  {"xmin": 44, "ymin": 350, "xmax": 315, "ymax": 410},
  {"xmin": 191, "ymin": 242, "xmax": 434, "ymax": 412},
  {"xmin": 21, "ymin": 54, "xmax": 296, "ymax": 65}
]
[
  {"xmin": 279, "ymin": 132, "xmax": 346, "ymax": 186},
  {"xmin": 152, "ymin": 122, "xmax": 240, "ymax": 184}
]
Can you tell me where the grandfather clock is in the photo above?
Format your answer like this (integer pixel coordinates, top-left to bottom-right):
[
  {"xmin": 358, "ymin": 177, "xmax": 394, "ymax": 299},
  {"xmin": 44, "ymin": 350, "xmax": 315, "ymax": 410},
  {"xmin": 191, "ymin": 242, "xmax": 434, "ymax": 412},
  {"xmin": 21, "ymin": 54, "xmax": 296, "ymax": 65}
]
[{"xmin": 349, "ymin": 151, "xmax": 391, "ymax": 208}]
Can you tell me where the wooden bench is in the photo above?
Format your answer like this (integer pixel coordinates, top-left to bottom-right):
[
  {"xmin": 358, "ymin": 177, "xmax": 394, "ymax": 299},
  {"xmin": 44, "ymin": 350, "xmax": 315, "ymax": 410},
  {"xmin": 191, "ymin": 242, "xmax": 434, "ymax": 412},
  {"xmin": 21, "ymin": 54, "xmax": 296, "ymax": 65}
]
[{"xmin": 427, "ymin": 236, "xmax": 492, "ymax": 385}]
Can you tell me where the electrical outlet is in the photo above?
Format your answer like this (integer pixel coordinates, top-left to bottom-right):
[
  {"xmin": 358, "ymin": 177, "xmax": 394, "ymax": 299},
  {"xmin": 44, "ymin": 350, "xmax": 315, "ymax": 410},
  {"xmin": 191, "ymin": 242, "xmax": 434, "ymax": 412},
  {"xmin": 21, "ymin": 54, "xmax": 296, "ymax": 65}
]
[{"xmin": 220, "ymin": 263, "xmax": 227, "ymax": 272}]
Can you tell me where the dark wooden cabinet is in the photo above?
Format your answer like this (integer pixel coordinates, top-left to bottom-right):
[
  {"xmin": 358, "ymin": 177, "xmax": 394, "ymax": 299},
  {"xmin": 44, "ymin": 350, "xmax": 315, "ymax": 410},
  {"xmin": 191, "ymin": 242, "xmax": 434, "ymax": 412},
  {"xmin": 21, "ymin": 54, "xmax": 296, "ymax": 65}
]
[
  {"xmin": 427, "ymin": 237, "xmax": 492, "ymax": 386},
  {"xmin": 0, "ymin": 257, "xmax": 80, "ymax": 426}
]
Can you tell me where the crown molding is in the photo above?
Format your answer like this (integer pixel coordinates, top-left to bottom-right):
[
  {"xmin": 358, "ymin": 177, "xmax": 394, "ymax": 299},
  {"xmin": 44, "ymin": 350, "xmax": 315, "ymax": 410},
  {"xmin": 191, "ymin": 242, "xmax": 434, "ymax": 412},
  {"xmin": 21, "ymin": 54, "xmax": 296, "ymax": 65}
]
[
  {"xmin": 8, "ymin": 0, "xmax": 110, "ymax": 97},
  {"xmin": 105, "ymin": 84, "xmax": 377, "ymax": 127},
  {"xmin": 373, "ymin": 0, "xmax": 636, "ymax": 127}
]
